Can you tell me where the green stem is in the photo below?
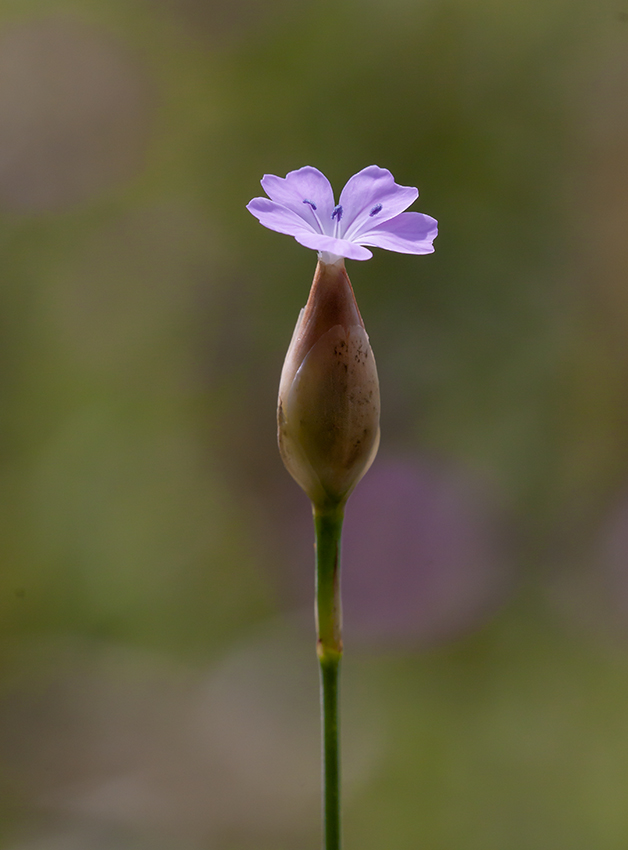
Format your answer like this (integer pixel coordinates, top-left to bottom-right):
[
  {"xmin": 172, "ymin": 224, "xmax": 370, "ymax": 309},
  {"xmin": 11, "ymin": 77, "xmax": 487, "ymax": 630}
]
[{"xmin": 314, "ymin": 504, "xmax": 344, "ymax": 850}]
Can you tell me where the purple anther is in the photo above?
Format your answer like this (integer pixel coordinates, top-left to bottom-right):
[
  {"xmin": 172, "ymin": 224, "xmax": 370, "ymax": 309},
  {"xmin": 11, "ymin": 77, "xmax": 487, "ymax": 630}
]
[
  {"xmin": 303, "ymin": 199, "xmax": 317, "ymax": 210},
  {"xmin": 369, "ymin": 203, "xmax": 383, "ymax": 216},
  {"xmin": 331, "ymin": 204, "xmax": 343, "ymax": 222}
]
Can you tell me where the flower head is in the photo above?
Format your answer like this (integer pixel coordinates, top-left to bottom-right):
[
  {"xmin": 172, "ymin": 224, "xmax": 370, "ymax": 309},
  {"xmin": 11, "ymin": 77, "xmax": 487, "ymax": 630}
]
[{"xmin": 247, "ymin": 165, "xmax": 438, "ymax": 262}]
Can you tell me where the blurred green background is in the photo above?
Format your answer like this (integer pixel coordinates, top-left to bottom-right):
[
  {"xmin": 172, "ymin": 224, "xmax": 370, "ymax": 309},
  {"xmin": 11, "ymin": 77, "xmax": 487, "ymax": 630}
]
[{"xmin": 1, "ymin": 0, "xmax": 628, "ymax": 847}]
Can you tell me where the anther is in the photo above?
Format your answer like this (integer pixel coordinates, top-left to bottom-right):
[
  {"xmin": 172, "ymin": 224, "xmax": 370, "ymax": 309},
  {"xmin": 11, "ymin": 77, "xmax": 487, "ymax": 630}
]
[
  {"xmin": 369, "ymin": 203, "xmax": 383, "ymax": 216},
  {"xmin": 303, "ymin": 199, "xmax": 317, "ymax": 210},
  {"xmin": 331, "ymin": 204, "xmax": 343, "ymax": 222}
]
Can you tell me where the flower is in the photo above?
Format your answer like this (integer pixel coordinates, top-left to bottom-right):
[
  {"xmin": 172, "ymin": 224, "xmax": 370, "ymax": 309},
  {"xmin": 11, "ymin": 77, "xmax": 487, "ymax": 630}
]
[
  {"xmin": 277, "ymin": 258, "xmax": 380, "ymax": 508},
  {"xmin": 248, "ymin": 165, "xmax": 435, "ymax": 506},
  {"xmin": 247, "ymin": 165, "xmax": 438, "ymax": 262}
]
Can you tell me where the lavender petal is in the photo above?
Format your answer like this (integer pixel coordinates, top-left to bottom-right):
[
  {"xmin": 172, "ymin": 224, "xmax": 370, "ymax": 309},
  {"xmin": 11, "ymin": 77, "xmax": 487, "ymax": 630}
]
[
  {"xmin": 261, "ymin": 166, "xmax": 335, "ymax": 233},
  {"xmin": 247, "ymin": 197, "xmax": 321, "ymax": 238},
  {"xmin": 339, "ymin": 165, "xmax": 419, "ymax": 239},
  {"xmin": 292, "ymin": 231, "xmax": 373, "ymax": 261},
  {"xmin": 358, "ymin": 211, "xmax": 438, "ymax": 254}
]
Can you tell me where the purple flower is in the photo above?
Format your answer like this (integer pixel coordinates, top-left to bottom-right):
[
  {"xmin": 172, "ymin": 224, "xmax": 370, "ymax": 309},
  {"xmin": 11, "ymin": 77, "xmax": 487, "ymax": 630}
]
[{"xmin": 247, "ymin": 165, "xmax": 438, "ymax": 262}]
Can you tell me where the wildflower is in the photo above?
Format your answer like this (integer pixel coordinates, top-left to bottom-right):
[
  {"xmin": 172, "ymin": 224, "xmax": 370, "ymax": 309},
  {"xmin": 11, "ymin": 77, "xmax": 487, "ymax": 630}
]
[
  {"xmin": 247, "ymin": 165, "xmax": 437, "ymax": 263},
  {"xmin": 248, "ymin": 165, "xmax": 436, "ymax": 507},
  {"xmin": 247, "ymin": 165, "xmax": 437, "ymax": 847}
]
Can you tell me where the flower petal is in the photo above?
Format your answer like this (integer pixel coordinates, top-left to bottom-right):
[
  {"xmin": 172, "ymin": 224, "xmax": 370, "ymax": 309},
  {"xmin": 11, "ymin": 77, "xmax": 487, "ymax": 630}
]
[
  {"xmin": 357, "ymin": 212, "xmax": 438, "ymax": 254},
  {"xmin": 292, "ymin": 231, "xmax": 373, "ymax": 261},
  {"xmin": 247, "ymin": 197, "xmax": 320, "ymax": 238},
  {"xmin": 339, "ymin": 166, "xmax": 419, "ymax": 241},
  {"xmin": 261, "ymin": 166, "xmax": 336, "ymax": 234}
]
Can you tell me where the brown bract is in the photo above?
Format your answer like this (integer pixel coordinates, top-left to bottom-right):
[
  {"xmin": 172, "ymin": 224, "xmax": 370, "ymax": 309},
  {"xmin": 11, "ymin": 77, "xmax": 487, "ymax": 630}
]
[{"xmin": 277, "ymin": 259, "xmax": 380, "ymax": 508}]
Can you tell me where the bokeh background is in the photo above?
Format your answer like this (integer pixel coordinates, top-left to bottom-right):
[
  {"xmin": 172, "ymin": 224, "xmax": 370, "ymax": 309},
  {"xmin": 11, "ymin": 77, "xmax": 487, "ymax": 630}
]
[{"xmin": 1, "ymin": 0, "xmax": 628, "ymax": 847}]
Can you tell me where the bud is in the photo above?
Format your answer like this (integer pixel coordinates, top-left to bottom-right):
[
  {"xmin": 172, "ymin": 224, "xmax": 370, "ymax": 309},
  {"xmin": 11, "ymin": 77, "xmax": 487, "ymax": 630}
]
[{"xmin": 277, "ymin": 258, "xmax": 381, "ymax": 508}]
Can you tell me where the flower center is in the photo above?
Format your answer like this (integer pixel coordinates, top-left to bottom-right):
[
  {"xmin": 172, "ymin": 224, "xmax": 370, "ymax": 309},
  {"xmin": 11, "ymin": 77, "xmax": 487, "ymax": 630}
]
[{"xmin": 331, "ymin": 204, "xmax": 343, "ymax": 238}]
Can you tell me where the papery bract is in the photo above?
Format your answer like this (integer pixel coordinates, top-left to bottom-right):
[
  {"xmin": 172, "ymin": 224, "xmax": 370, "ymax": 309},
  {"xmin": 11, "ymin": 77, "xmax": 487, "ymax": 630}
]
[{"xmin": 277, "ymin": 258, "xmax": 380, "ymax": 508}]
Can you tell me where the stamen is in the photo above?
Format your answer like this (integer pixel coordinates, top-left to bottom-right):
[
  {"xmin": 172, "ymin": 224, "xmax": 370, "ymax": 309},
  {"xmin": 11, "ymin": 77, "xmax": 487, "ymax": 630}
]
[
  {"xmin": 369, "ymin": 203, "xmax": 383, "ymax": 216},
  {"xmin": 331, "ymin": 204, "xmax": 343, "ymax": 222},
  {"xmin": 302, "ymin": 198, "xmax": 325, "ymax": 233}
]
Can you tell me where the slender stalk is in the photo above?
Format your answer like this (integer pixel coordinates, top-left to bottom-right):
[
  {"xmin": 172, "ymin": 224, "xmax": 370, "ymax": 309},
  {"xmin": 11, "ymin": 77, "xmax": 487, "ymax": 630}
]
[{"xmin": 314, "ymin": 504, "xmax": 344, "ymax": 850}]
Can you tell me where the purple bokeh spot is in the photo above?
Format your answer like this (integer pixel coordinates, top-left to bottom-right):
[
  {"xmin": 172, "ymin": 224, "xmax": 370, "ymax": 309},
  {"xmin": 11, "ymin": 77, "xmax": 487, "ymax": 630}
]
[
  {"xmin": 602, "ymin": 491, "xmax": 628, "ymax": 584},
  {"xmin": 340, "ymin": 458, "xmax": 517, "ymax": 647}
]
